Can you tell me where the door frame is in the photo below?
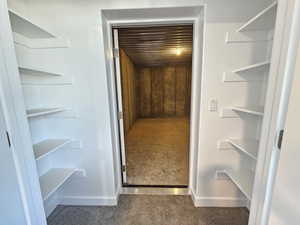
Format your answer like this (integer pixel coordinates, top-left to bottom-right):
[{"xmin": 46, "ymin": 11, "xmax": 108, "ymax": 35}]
[
  {"xmin": 101, "ymin": 7, "xmax": 205, "ymax": 193},
  {"xmin": 112, "ymin": 25, "xmax": 196, "ymax": 188},
  {"xmin": 0, "ymin": 93, "xmax": 27, "ymax": 225}
]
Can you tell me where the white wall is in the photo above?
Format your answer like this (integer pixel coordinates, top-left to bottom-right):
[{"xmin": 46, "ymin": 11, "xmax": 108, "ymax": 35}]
[{"xmin": 8, "ymin": 0, "xmax": 273, "ymax": 206}]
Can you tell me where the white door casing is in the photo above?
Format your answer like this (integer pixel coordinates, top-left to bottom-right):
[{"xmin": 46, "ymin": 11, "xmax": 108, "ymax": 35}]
[
  {"xmin": 0, "ymin": 100, "xmax": 27, "ymax": 225},
  {"xmin": 267, "ymin": 31, "xmax": 300, "ymax": 225}
]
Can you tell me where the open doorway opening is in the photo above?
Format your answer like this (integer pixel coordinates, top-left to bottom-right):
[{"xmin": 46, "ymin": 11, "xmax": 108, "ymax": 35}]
[{"xmin": 113, "ymin": 25, "xmax": 193, "ymax": 187}]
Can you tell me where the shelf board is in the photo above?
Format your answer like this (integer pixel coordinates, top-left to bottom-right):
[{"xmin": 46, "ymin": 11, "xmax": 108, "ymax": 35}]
[
  {"xmin": 225, "ymin": 169, "xmax": 254, "ymax": 199},
  {"xmin": 33, "ymin": 139, "xmax": 72, "ymax": 160},
  {"xmin": 231, "ymin": 106, "xmax": 264, "ymax": 116},
  {"xmin": 233, "ymin": 61, "xmax": 270, "ymax": 74},
  {"xmin": 27, "ymin": 108, "xmax": 65, "ymax": 118},
  {"xmin": 238, "ymin": 2, "xmax": 278, "ymax": 32},
  {"xmin": 13, "ymin": 32, "xmax": 69, "ymax": 49},
  {"xmin": 39, "ymin": 168, "xmax": 76, "ymax": 201},
  {"xmin": 225, "ymin": 31, "xmax": 271, "ymax": 43},
  {"xmin": 8, "ymin": 9, "xmax": 55, "ymax": 39},
  {"xmin": 21, "ymin": 82, "xmax": 73, "ymax": 86},
  {"xmin": 19, "ymin": 67, "xmax": 63, "ymax": 77},
  {"xmin": 227, "ymin": 138, "xmax": 259, "ymax": 160}
]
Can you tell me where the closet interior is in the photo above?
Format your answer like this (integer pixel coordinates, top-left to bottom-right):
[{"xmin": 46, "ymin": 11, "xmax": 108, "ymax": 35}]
[
  {"xmin": 217, "ymin": 1, "xmax": 277, "ymax": 206},
  {"xmin": 4, "ymin": 0, "xmax": 281, "ymax": 222},
  {"xmin": 8, "ymin": 9, "xmax": 82, "ymax": 216}
]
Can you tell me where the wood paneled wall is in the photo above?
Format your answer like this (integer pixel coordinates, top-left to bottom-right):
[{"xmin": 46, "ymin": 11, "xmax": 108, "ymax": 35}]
[
  {"xmin": 120, "ymin": 49, "xmax": 138, "ymax": 133},
  {"xmin": 138, "ymin": 64, "xmax": 192, "ymax": 118}
]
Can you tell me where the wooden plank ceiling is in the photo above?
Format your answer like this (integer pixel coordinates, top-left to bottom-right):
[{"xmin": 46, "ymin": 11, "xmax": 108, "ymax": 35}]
[{"xmin": 118, "ymin": 25, "xmax": 193, "ymax": 67}]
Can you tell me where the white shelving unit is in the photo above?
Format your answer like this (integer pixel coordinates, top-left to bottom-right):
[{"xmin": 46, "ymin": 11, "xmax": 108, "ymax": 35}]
[
  {"xmin": 231, "ymin": 106, "xmax": 264, "ymax": 116},
  {"xmin": 221, "ymin": 1, "xmax": 278, "ymax": 203},
  {"xmin": 237, "ymin": 2, "xmax": 278, "ymax": 32},
  {"xmin": 224, "ymin": 169, "xmax": 254, "ymax": 200},
  {"xmin": 8, "ymin": 9, "xmax": 78, "ymax": 217},
  {"xmin": 27, "ymin": 108, "xmax": 66, "ymax": 118},
  {"xmin": 34, "ymin": 139, "xmax": 72, "ymax": 160},
  {"xmin": 19, "ymin": 67, "xmax": 63, "ymax": 77},
  {"xmin": 39, "ymin": 168, "xmax": 76, "ymax": 201},
  {"xmin": 227, "ymin": 139, "xmax": 259, "ymax": 160}
]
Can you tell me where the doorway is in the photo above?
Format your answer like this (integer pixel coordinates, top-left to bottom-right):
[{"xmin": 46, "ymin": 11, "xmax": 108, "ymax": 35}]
[{"xmin": 113, "ymin": 25, "xmax": 193, "ymax": 187}]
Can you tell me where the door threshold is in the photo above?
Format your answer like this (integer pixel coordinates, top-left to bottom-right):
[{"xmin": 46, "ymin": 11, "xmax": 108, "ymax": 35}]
[{"xmin": 121, "ymin": 187, "xmax": 189, "ymax": 195}]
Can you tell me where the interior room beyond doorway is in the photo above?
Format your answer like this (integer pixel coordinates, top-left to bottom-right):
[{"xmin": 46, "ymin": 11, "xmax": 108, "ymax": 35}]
[{"xmin": 116, "ymin": 25, "xmax": 193, "ymax": 186}]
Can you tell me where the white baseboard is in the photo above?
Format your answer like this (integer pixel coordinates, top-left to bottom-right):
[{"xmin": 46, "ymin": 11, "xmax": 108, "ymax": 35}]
[
  {"xmin": 190, "ymin": 189, "xmax": 248, "ymax": 207},
  {"xmin": 189, "ymin": 188, "xmax": 198, "ymax": 206},
  {"xmin": 193, "ymin": 197, "xmax": 248, "ymax": 207},
  {"xmin": 59, "ymin": 192, "xmax": 246, "ymax": 208},
  {"xmin": 60, "ymin": 195, "xmax": 118, "ymax": 206},
  {"xmin": 45, "ymin": 194, "xmax": 60, "ymax": 217}
]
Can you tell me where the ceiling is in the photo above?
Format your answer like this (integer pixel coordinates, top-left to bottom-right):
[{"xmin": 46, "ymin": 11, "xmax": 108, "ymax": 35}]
[{"xmin": 118, "ymin": 25, "xmax": 193, "ymax": 67}]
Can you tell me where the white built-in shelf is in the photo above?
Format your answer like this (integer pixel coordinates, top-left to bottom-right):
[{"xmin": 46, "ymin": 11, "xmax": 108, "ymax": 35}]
[
  {"xmin": 237, "ymin": 2, "xmax": 278, "ymax": 32},
  {"xmin": 8, "ymin": 9, "xmax": 55, "ymax": 39},
  {"xmin": 33, "ymin": 139, "xmax": 72, "ymax": 160},
  {"xmin": 21, "ymin": 82, "xmax": 73, "ymax": 86},
  {"xmin": 233, "ymin": 61, "xmax": 270, "ymax": 73},
  {"xmin": 231, "ymin": 106, "xmax": 264, "ymax": 116},
  {"xmin": 39, "ymin": 168, "xmax": 76, "ymax": 201},
  {"xmin": 225, "ymin": 31, "xmax": 272, "ymax": 44},
  {"xmin": 13, "ymin": 32, "xmax": 69, "ymax": 49},
  {"xmin": 27, "ymin": 108, "xmax": 65, "ymax": 118},
  {"xmin": 19, "ymin": 67, "xmax": 63, "ymax": 77},
  {"xmin": 223, "ymin": 61, "xmax": 270, "ymax": 82},
  {"xmin": 225, "ymin": 169, "xmax": 254, "ymax": 199},
  {"xmin": 227, "ymin": 138, "xmax": 259, "ymax": 160}
]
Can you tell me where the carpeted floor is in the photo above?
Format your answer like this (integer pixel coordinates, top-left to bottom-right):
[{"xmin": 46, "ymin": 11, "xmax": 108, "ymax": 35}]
[
  {"xmin": 47, "ymin": 195, "xmax": 249, "ymax": 225},
  {"xmin": 125, "ymin": 117, "xmax": 189, "ymax": 185}
]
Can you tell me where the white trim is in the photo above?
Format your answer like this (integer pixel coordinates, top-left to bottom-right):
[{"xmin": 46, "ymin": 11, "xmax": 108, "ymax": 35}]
[
  {"xmin": 101, "ymin": 13, "xmax": 123, "ymax": 195},
  {"xmin": 190, "ymin": 178, "xmax": 247, "ymax": 208},
  {"xmin": 60, "ymin": 195, "xmax": 118, "ymax": 206},
  {"xmin": 101, "ymin": 6, "xmax": 205, "ymax": 195},
  {"xmin": 194, "ymin": 5, "xmax": 207, "ymax": 195},
  {"xmin": 193, "ymin": 196, "xmax": 248, "ymax": 208}
]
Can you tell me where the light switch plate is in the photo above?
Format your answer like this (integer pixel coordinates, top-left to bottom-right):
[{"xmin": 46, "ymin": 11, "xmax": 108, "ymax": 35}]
[{"xmin": 209, "ymin": 98, "xmax": 218, "ymax": 112}]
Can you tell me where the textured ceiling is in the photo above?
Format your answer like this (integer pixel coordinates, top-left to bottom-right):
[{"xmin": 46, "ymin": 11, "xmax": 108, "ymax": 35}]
[{"xmin": 118, "ymin": 25, "xmax": 193, "ymax": 67}]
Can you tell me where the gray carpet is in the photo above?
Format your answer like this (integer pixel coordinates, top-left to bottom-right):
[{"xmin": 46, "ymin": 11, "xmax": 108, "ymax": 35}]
[{"xmin": 47, "ymin": 195, "xmax": 249, "ymax": 225}]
